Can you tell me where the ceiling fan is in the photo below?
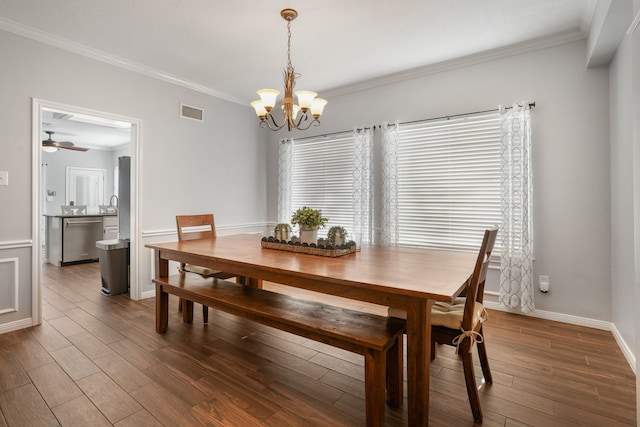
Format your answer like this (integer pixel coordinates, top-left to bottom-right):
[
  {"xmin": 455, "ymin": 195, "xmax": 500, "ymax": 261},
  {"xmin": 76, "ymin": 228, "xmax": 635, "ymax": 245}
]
[{"xmin": 42, "ymin": 130, "xmax": 89, "ymax": 152}]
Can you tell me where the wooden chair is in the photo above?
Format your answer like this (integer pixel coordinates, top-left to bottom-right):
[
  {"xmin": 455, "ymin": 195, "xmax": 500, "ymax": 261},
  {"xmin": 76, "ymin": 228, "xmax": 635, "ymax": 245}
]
[
  {"xmin": 175, "ymin": 214, "xmax": 235, "ymax": 323},
  {"xmin": 388, "ymin": 227, "xmax": 498, "ymax": 423}
]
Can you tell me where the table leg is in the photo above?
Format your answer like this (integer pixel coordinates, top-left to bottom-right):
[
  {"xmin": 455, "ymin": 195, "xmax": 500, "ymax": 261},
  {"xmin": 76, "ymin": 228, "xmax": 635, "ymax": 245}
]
[
  {"xmin": 155, "ymin": 283, "xmax": 168, "ymax": 333},
  {"xmin": 154, "ymin": 251, "xmax": 169, "ymax": 333},
  {"xmin": 406, "ymin": 299, "xmax": 433, "ymax": 426}
]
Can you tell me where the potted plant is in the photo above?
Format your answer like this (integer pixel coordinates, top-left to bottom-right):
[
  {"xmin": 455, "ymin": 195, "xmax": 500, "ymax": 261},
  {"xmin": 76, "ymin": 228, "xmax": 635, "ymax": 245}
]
[
  {"xmin": 273, "ymin": 223, "xmax": 292, "ymax": 241},
  {"xmin": 327, "ymin": 226, "xmax": 348, "ymax": 246},
  {"xmin": 290, "ymin": 206, "xmax": 328, "ymax": 245}
]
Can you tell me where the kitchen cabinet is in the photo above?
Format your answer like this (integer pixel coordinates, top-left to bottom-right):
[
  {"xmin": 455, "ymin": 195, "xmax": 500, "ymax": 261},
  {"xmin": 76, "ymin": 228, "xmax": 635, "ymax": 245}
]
[{"xmin": 44, "ymin": 214, "xmax": 116, "ymax": 266}]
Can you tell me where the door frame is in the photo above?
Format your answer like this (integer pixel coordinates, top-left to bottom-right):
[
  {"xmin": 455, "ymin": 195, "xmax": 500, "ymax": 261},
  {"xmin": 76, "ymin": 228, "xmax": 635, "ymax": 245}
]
[{"xmin": 32, "ymin": 98, "xmax": 142, "ymax": 325}]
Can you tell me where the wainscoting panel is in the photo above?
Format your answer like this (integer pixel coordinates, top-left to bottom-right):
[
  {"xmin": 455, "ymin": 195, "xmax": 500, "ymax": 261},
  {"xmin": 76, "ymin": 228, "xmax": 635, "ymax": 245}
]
[
  {"xmin": 0, "ymin": 241, "xmax": 33, "ymax": 334},
  {"xmin": 0, "ymin": 257, "xmax": 18, "ymax": 314}
]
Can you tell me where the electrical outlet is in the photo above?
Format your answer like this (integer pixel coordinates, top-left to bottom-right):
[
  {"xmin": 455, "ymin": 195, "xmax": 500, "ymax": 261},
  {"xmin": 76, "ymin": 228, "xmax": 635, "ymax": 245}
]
[
  {"xmin": 0, "ymin": 171, "xmax": 8, "ymax": 186},
  {"xmin": 539, "ymin": 275, "xmax": 550, "ymax": 293}
]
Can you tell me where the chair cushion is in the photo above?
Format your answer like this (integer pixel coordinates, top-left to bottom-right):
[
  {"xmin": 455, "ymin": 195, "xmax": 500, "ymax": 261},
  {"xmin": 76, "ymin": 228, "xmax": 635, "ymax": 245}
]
[
  {"xmin": 184, "ymin": 264, "xmax": 223, "ymax": 277},
  {"xmin": 388, "ymin": 297, "xmax": 486, "ymax": 330}
]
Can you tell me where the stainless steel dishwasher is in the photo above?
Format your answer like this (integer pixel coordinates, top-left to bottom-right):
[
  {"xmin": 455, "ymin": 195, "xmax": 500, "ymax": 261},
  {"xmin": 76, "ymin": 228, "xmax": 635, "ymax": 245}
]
[{"xmin": 62, "ymin": 217, "xmax": 104, "ymax": 264}]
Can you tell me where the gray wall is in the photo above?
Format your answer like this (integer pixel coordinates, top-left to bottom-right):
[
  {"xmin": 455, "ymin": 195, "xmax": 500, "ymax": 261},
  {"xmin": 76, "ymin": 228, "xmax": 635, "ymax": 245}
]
[
  {"xmin": 268, "ymin": 39, "xmax": 612, "ymax": 321},
  {"xmin": 610, "ymin": 31, "xmax": 635, "ymax": 364},
  {"xmin": 0, "ymin": 29, "xmax": 267, "ymax": 330},
  {"xmin": 632, "ymin": 0, "xmax": 640, "ymax": 418},
  {"xmin": 42, "ymin": 148, "xmax": 116, "ymax": 213},
  {"xmin": 609, "ymin": 3, "xmax": 640, "ymax": 418}
]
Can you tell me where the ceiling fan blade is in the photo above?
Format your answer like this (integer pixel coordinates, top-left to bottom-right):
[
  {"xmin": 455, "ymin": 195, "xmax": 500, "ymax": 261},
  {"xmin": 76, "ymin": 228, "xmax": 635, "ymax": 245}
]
[
  {"xmin": 54, "ymin": 141, "xmax": 75, "ymax": 148},
  {"xmin": 42, "ymin": 131, "xmax": 88, "ymax": 151},
  {"xmin": 58, "ymin": 145, "xmax": 89, "ymax": 152}
]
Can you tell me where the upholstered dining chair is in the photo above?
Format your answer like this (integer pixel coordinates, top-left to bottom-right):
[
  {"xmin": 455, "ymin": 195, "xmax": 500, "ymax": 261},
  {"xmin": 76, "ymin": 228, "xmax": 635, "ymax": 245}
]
[
  {"xmin": 175, "ymin": 214, "xmax": 236, "ymax": 324},
  {"xmin": 388, "ymin": 226, "xmax": 498, "ymax": 423}
]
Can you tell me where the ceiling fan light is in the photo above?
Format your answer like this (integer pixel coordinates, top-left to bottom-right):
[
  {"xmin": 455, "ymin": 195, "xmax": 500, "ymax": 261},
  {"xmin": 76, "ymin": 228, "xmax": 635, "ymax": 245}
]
[
  {"xmin": 257, "ymin": 89, "xmax": 280, "ymax": 111},
  {"xmin": 310, "ymin": 98, "xmax": 328, "ymax": 117},
  {"xmin": 42, "ymin": 146, "xmax": 58, "ymax": 153},
  {"xmin": 294, "ymin": 91, "xmax": 317, "ymax": 110}
]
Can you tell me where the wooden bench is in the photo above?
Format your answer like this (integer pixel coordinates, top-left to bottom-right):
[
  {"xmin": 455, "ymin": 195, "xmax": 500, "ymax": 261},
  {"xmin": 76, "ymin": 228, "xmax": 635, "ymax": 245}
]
[{"xmin": 153, "ymin": 273, "xmax": 406, "ymax": 426}]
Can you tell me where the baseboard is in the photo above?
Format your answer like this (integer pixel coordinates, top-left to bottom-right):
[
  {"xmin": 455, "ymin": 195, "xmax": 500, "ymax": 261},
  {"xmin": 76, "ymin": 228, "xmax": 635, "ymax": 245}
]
[
  {"xmin": 0, "ymin": 317, "xmax": 34, "ymax": 334},
  {"xmin": 610, "ymin": 323, "xmax": 636, "ymax": 375},
  {"xmin": 141, "ymin": 289, "xmax": 156, "ymax": 300},
  {"xmin": 484, "ymin": 296, "xmax": 636, "ymax": 374},
  {"xmin": 484, "ymin": 300, "xmax": 611, "ymax": 330}
]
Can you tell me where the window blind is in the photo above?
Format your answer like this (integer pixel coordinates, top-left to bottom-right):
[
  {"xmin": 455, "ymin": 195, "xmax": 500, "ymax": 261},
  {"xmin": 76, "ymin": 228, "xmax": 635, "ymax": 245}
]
[
  {"xmin": 291, "ymin": 132, "xmax": 354, "ymax": 238},
  {"xmin": 396, "ymin": 112, "xmax": 501, "ymax": 252}
]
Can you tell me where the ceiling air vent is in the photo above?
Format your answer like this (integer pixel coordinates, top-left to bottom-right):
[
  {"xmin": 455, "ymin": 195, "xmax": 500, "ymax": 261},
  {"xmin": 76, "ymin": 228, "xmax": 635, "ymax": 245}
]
[{"xmin": 180, "ymin": 104, "xmax": 204, "ymax": 122}]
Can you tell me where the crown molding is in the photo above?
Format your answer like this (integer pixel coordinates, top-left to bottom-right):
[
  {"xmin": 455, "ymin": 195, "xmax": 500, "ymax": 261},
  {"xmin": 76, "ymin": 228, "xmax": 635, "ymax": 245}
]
[
  {"xmin": 0, "ymin": 17, "xmax": 245, "ymax": 105},
  {"xmin": 323, "ymin": 29, "xmax": 587, "ymax": 98},
  {"xmin": 1, "ymin": 15, "xmax": 589, "ymax": 106}
]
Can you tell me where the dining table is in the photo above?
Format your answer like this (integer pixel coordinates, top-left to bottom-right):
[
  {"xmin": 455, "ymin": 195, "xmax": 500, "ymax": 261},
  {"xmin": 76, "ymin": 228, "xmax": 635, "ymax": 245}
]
[{"xmin": 147, "ymin": 233, "xmax": 476, "ymax": 426}]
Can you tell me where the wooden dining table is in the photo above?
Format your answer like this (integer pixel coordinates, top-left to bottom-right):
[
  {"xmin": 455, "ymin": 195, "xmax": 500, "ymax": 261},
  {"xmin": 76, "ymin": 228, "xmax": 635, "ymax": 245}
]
[{"xmin": 147, "ymin": 233, "xmax": 476, "ymax": 426}]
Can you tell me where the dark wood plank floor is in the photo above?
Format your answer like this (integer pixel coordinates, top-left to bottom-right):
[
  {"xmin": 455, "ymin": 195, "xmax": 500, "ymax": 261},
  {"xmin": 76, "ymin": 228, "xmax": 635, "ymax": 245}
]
[{"xmin": 0, "ymin": 262, "xmax": 635, "ymax": 426}]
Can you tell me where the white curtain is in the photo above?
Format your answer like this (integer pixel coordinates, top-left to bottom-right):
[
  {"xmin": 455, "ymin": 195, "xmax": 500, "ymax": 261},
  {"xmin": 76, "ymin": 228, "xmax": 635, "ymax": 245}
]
[
  {"xmin": 498, "ymin": 103, "xmax": 534, "ymax": 313},
  {"xmin": 352, "ymin": 127, "xmax": 373, "ymax": 246},
  {"xmin": 381, "ymin": 121, "xmax": 399, "ymax": 246},
  {"xmin": 278, "ymin": 138, "xmax": 293, "ymax": 224}
]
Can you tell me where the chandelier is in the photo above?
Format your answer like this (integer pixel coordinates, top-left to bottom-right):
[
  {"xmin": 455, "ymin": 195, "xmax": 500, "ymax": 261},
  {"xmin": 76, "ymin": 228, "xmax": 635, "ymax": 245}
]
[{"xmin": 251, "ymin": 9, "xmax": 327, "ymax": 131}]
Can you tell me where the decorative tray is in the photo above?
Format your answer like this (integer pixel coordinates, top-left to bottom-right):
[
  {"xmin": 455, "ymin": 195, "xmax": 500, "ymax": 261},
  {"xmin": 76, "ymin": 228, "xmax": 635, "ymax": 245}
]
[{"xmin": 261, "ymin": 237, "xmax": 357, "ymax": 257}]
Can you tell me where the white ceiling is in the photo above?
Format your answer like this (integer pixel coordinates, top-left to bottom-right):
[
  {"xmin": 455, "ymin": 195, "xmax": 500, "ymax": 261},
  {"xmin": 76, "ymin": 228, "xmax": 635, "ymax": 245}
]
[
  {"xmin": 1, "ymin": 0, "xmax": 599, "ymax": 148},
  {"xmin": 41, "ymin": 109, "xmax": 131, "ymax": 150}
]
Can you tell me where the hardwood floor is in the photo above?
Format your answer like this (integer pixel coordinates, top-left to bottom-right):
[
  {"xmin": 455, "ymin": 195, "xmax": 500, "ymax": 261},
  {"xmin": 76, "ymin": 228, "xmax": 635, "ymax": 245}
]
[{"xmin": 0, "ymin": 262, "xmax": 635, "ymax": 426}]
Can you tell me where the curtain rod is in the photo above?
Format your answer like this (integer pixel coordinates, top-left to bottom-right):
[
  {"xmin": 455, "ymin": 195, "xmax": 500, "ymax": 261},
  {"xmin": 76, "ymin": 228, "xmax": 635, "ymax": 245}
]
[
  {"xmin": 381, "ymin": 101, "xmax": 536, "ymax": 129},
  {"xmin": 282, "ymin": 126, "xmax": 375, "ymax": 142},
  {"xmin": 282, "ymin": 102, "xmax": 536, "ymax": 140}
]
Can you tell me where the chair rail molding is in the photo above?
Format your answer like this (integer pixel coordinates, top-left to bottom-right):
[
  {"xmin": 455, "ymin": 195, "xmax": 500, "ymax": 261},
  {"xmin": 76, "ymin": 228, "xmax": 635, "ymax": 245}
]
[{"xmin": 0, "ymin": 240, "xmax": 33, "ymax": 250}]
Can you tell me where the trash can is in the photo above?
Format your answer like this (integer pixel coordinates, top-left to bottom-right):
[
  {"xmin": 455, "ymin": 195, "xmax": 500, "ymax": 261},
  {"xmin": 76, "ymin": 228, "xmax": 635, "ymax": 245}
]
[{"xmin": 96, "ymin": 239, "xmax": 129, "ymax": 296}]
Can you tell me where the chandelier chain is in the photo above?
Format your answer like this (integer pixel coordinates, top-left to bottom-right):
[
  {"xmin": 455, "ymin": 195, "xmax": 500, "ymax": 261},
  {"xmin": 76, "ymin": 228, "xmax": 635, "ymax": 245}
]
[{"xmin": 287, "ymin": 20, "xmax": 293, "ymax": 70}]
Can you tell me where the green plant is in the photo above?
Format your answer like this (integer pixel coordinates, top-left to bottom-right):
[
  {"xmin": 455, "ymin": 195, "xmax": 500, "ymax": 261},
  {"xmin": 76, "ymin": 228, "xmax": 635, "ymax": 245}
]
[
  {"xmin": 290, "ymin": 206, "xmax": 328, "ymax": 230},
  {"xmin": 273, "ymin": 223, "xmax": 292, "ymax": 240},
  {"xmin": 327, "ymin": 226, "xmax": 348, "ymax": 245}
]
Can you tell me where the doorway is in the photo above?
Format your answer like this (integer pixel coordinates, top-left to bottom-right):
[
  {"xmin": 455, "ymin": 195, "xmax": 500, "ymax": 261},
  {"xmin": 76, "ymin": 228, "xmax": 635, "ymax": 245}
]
[{"xmin": 32, "ymin": 98, "xmax": 141, "ymax": 325}]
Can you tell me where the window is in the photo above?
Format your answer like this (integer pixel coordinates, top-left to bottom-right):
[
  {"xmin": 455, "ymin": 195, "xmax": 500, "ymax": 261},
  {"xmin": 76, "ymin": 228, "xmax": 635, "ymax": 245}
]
[
  {"xmin": 65, "ymin": 167, "xmax": 106, "ymax": 213},
  {"xmin": 396, "ymin": 112, "xmax": 501, "ymax": 252},
  {"xmin": 290, "ymin": 132, "xmax": 354, "ymax": 237}
]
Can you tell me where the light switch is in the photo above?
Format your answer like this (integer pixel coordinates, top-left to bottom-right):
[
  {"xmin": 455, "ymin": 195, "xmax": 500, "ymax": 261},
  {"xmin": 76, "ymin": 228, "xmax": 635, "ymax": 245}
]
[{"xmin": 0, "ymin": 171, "xmax": 8, "ymax": 186}]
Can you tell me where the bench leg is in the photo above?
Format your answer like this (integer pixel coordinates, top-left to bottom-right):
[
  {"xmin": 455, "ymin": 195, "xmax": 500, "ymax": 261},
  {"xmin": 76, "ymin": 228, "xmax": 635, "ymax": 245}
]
[
  {"xmin": 364, "ymin": 348, "xmax": 386, "ymax": 427},
  {"xmin": 237, "ymin": 276, "xmax": 263, "ymax": 289},
  {"xmin": 155, "ymin": 283, "xmax": 168, "ymax": 333},
  {"xmin": 386, "ymin": 334, "xmax": 404, "ymax": 407},
  {"xmin": 182, "ymin": 300, "xmax": 194, "ymax": 324}
]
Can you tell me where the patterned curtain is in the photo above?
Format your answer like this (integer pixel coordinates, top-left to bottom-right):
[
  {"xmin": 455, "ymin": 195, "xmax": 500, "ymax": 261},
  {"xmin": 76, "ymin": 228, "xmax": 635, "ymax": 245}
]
[
  {"xmin": 381, "ymin": 121, "xmax": 399, "ymax": 246},
  {"xmin": 352, "ymin": 127, "xmax": 373, "ymax": 245},
  {"xmin": 278, "ymin": 138, "xmax": 293, "ymax": 224},
  {"xmin": 498, "ymin": 103, "xmax": 534, "ymax": 313}
]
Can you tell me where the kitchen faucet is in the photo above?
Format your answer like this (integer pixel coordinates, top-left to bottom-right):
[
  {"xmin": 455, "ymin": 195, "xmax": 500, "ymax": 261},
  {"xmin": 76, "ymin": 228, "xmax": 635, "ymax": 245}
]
[{"xmin": 109, "ymin": 195, "xmax": 118, "ymax": 207}]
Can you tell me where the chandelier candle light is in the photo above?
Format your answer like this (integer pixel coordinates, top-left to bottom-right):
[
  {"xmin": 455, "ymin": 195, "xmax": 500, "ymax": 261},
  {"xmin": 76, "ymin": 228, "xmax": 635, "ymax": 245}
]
[{"xmin": 251, "ymin": 9, "xmax": 327, "ymax": 131}]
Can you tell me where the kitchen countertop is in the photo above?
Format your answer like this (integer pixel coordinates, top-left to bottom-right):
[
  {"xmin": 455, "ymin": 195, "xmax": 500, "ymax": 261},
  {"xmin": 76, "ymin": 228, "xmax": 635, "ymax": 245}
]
[{"xmin": 43, "ymin": 213, "xmax": 118, "ymax": 218}]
